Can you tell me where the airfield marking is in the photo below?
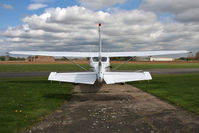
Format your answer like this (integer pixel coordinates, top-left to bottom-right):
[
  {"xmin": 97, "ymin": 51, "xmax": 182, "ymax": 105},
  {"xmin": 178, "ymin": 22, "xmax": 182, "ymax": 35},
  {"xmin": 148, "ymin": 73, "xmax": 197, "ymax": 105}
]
[{"xmin": 26, "ymin": 83, "xmax": 199, "ymax": 133}]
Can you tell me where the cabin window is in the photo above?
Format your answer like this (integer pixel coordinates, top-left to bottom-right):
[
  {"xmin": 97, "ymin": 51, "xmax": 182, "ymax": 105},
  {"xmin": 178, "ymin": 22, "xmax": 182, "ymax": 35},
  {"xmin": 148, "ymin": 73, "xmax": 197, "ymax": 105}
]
[
  {"xmin": 92, "ymin": 57, "xmax": 99, "ymax": 62},
  {"xmin": 102, "ymin": 57, "xmax": 107, "ymax": 62},
  {"xmin": 92, "ymin": 57, "xmax": 107, "ymax": 62}
]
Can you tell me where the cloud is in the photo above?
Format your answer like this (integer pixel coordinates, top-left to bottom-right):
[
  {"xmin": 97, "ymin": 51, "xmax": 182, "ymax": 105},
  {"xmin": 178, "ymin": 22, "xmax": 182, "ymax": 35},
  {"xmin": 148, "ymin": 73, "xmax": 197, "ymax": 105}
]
[
  {"xmin": 1, "ymin": 6, "xmax": 197, "ymax": 55},
  {"xmin": 31, "ymin": 0, "xmax": 54, "ymax": 3},
  {"xmin": 78, "ymin": 0, "xmax": 126, "ymax": 9},
  {"xmin": 1, "ymin": 4, "xmax": 14, "ymax": 10},
  {"xmin": 140, "ymin": 0, "xmax": 199, "ymax": 23},
  {"xmin": 27, "ymin": 3, "xmax": 47, "ymax": 10}
]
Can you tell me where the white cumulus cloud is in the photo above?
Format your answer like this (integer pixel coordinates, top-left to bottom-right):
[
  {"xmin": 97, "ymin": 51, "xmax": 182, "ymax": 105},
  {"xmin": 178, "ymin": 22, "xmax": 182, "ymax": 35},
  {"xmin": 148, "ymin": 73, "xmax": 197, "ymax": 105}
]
[
  {"xmin": 79, "ymin": 0, "xmax": 126, "ymax": 9},
  {"xmin": 27, "ymin": 3, "xmax": 47, "ymax": 10},
  {"xmin": 140, "ymin": 0, "xmax": 199, "ymax": 23},
  {"xmin": 1, "ymin": 6, "xmax": 197, "ymax": 55}
]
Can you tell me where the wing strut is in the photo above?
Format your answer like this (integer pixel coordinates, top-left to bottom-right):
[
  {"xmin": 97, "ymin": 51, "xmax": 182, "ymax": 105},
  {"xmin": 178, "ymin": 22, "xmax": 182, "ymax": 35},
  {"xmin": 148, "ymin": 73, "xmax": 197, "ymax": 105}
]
[
  {"xmin": 111, "ymin": 57, "xmax": 136, "ymax": 71},
  {"xmin": 66, "ymin": 58, "xmax": 89, "ymax": 71}
]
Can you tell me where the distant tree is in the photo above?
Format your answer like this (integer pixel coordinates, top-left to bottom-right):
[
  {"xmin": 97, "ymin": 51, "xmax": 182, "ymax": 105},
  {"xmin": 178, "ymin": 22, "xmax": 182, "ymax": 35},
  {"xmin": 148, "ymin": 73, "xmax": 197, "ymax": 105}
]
[
  {"xmin": 186, "ymin": 52, "xmax": 195, "ymax": 61},
  {"xmin": 55, "ymin": 57, "xmax": 67, "ymax": 61},
  {"xmin": 0, "ymin": 56, "xmax": 5, "ymax": 61},
  {"xmin": 110, "ymin": 57, "xmax": 131, "ymax": 61},
  {"xmin": 196, "ymin": 51, "xmax": 199, "ymax": 60},
  {"xmin": 178, "ymin": 57, "xmax": 187, "ymax": 60},
  {"xmin": 8, "ymin": 57, "xmax": 25, "ymax": 61}
]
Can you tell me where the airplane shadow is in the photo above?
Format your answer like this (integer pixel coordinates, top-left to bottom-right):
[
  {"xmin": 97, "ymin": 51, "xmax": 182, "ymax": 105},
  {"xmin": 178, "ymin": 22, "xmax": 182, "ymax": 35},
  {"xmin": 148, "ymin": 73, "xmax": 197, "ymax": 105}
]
[
  {"xmin": 71, "ymin": 82, "xmax": 134, "ymax": 102},
  {"xmin": 75, "ymin": 82, "xmax": 103, "ymax": 93}
]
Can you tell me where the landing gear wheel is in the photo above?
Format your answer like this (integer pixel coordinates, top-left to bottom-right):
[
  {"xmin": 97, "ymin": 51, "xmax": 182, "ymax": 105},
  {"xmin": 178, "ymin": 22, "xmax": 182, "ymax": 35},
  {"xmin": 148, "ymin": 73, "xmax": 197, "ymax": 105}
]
[{"xmin": 120, "ymin": 82, "xmax": 125, "ymax": 85}]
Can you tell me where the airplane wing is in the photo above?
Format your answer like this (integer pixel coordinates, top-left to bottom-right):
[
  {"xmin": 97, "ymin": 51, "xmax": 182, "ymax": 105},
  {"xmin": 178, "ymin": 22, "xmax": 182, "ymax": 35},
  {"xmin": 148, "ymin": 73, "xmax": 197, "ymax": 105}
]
[
  {"xmin": 104, "ymin": 72, "xmax": 152, "ymax": 84},
  {"xmin": 9, "ymin": 51, "xmax": 98, "ymax": 58},
  {"xmin": 9, "ymin": 50, "xmax": 189, "ymax": 58},
  {"xmin": 48, "ymin": 72, "xmax": 97, "ymax": 84},
  {"xmin": 102, "ymin": 50, "xmax": 189, "ymax": 57}
]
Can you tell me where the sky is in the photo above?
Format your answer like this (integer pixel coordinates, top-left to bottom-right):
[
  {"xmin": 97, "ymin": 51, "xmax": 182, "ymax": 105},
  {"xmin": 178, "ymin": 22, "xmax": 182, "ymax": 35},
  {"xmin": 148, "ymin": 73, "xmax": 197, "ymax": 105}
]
[{"xmin": 0, "ymin": 0, "xmax": 198, "ymax": 56}]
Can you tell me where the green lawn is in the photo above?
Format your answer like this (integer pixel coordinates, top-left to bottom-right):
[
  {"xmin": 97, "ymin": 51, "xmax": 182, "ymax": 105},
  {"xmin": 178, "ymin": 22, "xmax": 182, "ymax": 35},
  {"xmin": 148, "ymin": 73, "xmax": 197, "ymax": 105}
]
[
  {"xmin": 130, "ymin": 74, "xmax": 199, "ymax": 115},
  {"xmin": 0, "ymin": 64, "xmax": 89, "ymax": 72},
  {"xmin": 0, "ymin": 77, "xmax": 73, "ymax": 133},
  {"xmin": 112, "ymin": 63, "xmax": 199, "ymax": 70},
  {"xmin": 0, "ymin": 63, "xmax": 198, "ymax": 72}
]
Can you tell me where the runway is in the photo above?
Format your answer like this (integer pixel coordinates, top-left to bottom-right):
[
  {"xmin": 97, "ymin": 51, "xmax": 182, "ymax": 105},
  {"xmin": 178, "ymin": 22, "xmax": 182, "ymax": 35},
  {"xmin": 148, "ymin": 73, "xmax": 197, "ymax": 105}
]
[{"xmin": 1, "ymin": 68, "xmax": 199, "ymax": 77}]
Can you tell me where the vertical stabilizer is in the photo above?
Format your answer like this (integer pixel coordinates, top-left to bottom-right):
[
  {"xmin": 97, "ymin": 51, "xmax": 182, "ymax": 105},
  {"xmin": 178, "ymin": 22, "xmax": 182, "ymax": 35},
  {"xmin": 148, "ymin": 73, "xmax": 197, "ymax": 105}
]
[
  {"xmin": 98, "ymin": 23, "xmax": 102, "ymax": 59},
  {"xmin": 98, "ymin": 23, "xmax": 103, "ymax": 82}
]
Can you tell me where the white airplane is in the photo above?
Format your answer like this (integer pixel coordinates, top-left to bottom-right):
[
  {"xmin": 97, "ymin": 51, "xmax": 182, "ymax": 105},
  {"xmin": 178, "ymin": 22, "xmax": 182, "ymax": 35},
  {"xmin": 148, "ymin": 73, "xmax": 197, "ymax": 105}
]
[{"xmin": 9, "ymin": 24, "xmax": 189, "ymax": 84}]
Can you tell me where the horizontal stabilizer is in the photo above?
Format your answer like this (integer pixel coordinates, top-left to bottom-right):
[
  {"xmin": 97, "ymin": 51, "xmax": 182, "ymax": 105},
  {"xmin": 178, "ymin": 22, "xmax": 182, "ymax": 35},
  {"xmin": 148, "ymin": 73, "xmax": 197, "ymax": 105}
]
[
  {"xmin": 48, "ymin": 72, "xmax": 97, "ymax": 84},
  {"xmin": 104, "ymin": 72, "xmax": 152, "ymax": 84}
]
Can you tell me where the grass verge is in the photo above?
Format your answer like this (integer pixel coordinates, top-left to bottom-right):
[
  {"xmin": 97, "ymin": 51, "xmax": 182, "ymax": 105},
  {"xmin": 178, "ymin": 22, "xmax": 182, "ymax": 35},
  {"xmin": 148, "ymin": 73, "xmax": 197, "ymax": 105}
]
[
  {"xmin": 130, "ymin": 74, "xmax": 199, "ymax": 115},
  {"xmin": 112, "ymin": 63, "xmax": 199, "ymax": 70},
  {"xmin": 0, "ymin": 77, "xmax": 73, "ymax": 133},
  {"xmin": 0, "ymin": 64, "xmax": 89, "ymax": 72}
]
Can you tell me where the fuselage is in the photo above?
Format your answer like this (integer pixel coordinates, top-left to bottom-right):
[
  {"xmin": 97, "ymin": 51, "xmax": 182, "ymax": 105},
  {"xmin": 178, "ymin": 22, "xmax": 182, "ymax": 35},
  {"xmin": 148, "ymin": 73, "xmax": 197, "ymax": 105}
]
[{"xmin": 89, "ymin": 56, "xmax": 110, "ymax": 82}]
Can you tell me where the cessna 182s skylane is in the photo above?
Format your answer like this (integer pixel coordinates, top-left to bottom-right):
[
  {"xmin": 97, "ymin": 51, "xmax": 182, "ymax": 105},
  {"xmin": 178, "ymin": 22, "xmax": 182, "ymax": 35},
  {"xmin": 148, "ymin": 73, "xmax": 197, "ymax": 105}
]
[{"xmin": 9, "ymin": 24, "xmax": 189, "ymax": 84}]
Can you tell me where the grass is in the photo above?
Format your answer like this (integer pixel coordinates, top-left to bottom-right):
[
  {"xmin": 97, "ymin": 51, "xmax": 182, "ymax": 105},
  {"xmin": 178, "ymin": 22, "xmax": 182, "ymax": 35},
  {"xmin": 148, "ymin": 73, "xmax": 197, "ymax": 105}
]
[
  {"xmin": 130, "ymin": 74, "xmax": 199, "ymax": 115},
  {"xmin": 0, "ymin": 64, "xmax": 89, "ymax": 72},
  {"xmin": 0, "ymin": 63, "xmax": 198, "ymax": 72},
  {"xmin": 112, "ymin": 63, "xmax": 199, "ymax": 70},
  {"xmin": 0, "ymin": 77, "xmax": 73, "ymax": 133}
]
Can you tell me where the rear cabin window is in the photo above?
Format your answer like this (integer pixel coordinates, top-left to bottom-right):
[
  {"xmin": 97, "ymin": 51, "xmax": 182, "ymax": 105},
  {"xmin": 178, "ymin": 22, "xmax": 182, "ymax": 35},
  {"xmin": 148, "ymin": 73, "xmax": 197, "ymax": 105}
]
[
  {"xmin": 92, "ymin": 57, "xmax": 99, "ymax": 62},
  {"xmin": 92, "ymin": 57, "xmax": 107, "ymax": 62},
  {"xmin": 102, "ymin": 57, "xmax": 107, "ymax": 62}
]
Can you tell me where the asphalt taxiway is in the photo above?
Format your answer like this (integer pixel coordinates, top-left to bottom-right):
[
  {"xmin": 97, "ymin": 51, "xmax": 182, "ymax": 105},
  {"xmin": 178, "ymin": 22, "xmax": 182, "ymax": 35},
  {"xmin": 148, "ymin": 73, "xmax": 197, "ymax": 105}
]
[
  {"xmin": 1, "ymin": 68, "xmax": 199, "ymax": 78},
  {"xmin": 26, "ymin": 83, "xmax": 199, "ymax": 133}
]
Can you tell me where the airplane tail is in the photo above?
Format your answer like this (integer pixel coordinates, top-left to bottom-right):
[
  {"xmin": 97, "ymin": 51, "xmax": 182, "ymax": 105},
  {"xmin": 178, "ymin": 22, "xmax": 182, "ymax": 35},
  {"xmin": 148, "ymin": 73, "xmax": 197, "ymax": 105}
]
[{"xmin": 98, "ymin": 23, "xmax": 102, "ymax": 59}]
